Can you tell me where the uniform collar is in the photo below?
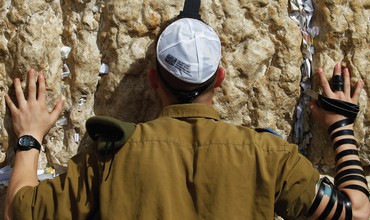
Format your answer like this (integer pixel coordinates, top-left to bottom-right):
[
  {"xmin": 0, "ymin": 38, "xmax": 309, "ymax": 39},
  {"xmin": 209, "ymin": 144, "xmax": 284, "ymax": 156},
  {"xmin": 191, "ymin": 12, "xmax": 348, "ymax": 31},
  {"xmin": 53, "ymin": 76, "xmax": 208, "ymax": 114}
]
[{"xmin": 159, "ymin": 104, "xmax": 220, "ymax": 120}]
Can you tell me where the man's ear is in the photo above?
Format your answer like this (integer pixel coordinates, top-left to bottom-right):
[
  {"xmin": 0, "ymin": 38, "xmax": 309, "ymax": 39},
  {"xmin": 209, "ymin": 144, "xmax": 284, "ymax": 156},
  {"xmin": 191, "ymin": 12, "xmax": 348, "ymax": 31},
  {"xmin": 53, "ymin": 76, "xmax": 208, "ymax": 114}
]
[
  {"xmin": 147, "ymin": 68, "xmax": 158, "ymax": 89},
  {"xmin": 214, "ymin": 67, "xmax": 226, "ymax": 88}
]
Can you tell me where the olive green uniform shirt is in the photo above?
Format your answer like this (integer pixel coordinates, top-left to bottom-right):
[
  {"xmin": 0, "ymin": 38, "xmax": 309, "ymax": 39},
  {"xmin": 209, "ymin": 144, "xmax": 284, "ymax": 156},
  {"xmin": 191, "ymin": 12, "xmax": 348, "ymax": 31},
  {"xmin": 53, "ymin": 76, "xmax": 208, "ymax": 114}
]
[{"xmin": 13, "ymin": 104, "xmax": 319, "ymax": 219}]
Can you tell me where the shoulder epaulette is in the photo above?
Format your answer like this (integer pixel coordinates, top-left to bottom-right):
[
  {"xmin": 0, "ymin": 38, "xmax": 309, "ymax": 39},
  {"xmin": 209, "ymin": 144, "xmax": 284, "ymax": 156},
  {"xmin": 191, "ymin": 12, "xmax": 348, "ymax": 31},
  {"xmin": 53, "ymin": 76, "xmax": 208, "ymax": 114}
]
[{"xmin": 86, "ymin": 116, "xmax": 136, "ymax": 152}]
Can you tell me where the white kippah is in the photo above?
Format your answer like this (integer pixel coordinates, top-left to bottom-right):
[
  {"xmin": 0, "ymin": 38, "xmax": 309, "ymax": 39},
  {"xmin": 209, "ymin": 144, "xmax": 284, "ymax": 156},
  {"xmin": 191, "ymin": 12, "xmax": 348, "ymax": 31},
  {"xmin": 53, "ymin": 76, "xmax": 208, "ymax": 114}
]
[{"xmin": 156, "ymin": 18, "xmax": 222, "ymax": 84}]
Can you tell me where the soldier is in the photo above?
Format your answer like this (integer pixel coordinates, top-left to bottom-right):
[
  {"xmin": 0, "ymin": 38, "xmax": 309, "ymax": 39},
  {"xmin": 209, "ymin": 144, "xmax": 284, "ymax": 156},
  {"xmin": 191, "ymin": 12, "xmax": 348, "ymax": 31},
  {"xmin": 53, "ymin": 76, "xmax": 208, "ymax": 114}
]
[{"xmin": 4, "ymin": 1, "xmax": 370, "ymax": 219}]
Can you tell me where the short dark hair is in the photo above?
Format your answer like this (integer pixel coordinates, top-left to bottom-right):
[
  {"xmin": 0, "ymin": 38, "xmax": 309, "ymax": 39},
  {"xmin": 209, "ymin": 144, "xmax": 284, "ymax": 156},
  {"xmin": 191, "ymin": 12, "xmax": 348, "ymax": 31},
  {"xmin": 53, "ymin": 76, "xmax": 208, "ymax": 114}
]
[{"xmin": 156, "ymin": 59, "xmax": 218, "ymax": 104}]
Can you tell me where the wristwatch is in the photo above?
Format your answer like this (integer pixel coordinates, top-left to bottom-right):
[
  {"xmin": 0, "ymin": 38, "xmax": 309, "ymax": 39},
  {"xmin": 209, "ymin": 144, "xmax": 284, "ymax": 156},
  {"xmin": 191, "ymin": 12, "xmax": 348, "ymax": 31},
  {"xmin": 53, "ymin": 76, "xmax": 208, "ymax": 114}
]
[{"xmin": 15, "ymin": 135, "xmax": 41, "ymax": 153}]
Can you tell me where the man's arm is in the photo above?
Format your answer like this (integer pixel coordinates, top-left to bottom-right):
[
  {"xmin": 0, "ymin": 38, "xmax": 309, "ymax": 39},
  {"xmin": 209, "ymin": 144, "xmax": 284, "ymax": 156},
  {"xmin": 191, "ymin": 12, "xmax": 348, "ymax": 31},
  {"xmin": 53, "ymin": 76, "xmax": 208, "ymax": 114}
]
[
  {"xmin": 4, "ymin": 69, "xmax": 64, "ymax": 220},
  {"xmin": 307, "ymin": 64, "xmax": 370, "ymax": 219}
]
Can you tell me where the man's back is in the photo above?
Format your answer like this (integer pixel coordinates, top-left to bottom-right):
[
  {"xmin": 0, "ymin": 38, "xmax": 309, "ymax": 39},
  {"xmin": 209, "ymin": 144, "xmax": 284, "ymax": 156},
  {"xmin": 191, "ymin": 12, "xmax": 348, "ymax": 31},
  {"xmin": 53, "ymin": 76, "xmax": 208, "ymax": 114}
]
[
  {"xmin": 13, "ymin": 104, "xmax": 319, "ymax": 219},
  {"xmin": 97, "ymin": 104, "xmax": 319, "ymax": 219}
]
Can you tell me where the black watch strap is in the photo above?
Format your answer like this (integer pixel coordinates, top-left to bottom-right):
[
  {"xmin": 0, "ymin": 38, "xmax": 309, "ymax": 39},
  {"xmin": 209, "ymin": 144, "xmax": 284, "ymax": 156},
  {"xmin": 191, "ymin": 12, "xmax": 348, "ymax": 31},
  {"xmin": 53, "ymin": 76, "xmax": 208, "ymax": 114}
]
[{"xmin": 15, "ymin": 135, "xmax": 41, "ymax": 153}]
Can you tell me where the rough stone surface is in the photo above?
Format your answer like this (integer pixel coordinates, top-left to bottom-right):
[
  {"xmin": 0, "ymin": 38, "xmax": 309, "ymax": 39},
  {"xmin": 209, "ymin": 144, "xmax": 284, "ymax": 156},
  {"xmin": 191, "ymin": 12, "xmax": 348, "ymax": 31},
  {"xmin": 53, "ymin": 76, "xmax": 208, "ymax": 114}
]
[
  {"xmin": 308, "ymin": 0, "xmax": 370, "ymax": 174},
  {"xmin": 0, "ymin": 0, "xmax": 369, "ymax": 217}
]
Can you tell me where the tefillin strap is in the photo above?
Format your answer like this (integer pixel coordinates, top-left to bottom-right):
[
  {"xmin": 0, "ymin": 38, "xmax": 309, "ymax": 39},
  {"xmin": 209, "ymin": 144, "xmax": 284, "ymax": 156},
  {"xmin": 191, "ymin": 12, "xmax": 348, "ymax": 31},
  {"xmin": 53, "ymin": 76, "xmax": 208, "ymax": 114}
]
[
  {"xmin": 305, "ymin": 90, "xmax": 359, "ymax": 129},
  {"xmin": 318, "ymin": 95, "xmax": 359, "ymax": 120},
  {"xmin": 179, "ymin": 0, "xmax": 202, "ymax": 20}
]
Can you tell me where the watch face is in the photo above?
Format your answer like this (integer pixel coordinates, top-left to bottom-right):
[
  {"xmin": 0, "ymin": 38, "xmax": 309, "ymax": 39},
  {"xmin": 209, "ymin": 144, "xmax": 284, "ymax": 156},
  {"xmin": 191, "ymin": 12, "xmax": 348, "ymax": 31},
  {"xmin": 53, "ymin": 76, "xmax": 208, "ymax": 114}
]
[
  {"xmin": 15, "ymin": 135, "xmax": 41, "ymax": 153},
  {"xmin": 19, "ymin": 136, "xmax": 34, "ymax": 146}
]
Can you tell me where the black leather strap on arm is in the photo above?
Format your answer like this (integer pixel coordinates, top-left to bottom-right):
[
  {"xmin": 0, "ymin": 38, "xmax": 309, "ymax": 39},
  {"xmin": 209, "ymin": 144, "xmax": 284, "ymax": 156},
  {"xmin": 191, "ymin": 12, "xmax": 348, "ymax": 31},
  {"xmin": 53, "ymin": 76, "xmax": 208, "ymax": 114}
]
[
  {"xmin": 343, "ymin": 185, "xmax": 370, "ymax": 198},
  {"xmin": 328, "ymin": 118, "xmax": 355, "ymax": 135},
  {"xmin": 335, "ymin": 175, "xmax": 368, "ymax": 188},
  {"xmin": 317, "ymin": 181, "xmax": 337, "ymax": 219},
  {"xmin": 332, "ymin": 138, "xmax": 357, "ymax": 150},
  {"xmin": 330, "ymin": 129, "xmax": 354, "ymax": 142},
  {"xmin": 332, "ymin": 195, "xmax": 344, "ymax": 220},
  {"xmin": 318, "ymin": 94, "xmax": 359, "ymax": 119},
  {"xmin": 305, "ymin": 177, "xmax": 328, "ymax": 217},
  {"xmin": 305, "ymin": 177, "xmax": 355, "ymax": 220},
  {"xmin": 336, "ymin": 160, "xmax": 362, "ymax": 172},
  {"xmin": 335, "ymin": 168, "xmax": 365, "ymax": 183},
  {"xmin": 341, "ymin": 192, "xmax": 353, "ymax": 220},
  {"xmin": 335, "ymin": 149, "xmax": 359, "ymax": 163}
]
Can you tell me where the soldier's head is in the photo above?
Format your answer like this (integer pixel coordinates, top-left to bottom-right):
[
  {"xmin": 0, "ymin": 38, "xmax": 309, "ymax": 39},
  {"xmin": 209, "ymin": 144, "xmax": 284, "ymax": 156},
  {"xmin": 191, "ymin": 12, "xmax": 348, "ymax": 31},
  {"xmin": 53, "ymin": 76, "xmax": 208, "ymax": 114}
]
[{"xmin": 149, "ymin": 18, "xmax": 224, "ymax": 105}]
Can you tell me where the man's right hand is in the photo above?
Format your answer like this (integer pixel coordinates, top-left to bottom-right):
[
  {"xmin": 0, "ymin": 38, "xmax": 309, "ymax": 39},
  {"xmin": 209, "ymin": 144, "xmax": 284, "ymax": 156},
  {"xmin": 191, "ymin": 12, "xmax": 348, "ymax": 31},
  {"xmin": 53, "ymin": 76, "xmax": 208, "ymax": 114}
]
[{"xmin": 309, "ymin": 63, "xmax": 363, "ymax": 131}]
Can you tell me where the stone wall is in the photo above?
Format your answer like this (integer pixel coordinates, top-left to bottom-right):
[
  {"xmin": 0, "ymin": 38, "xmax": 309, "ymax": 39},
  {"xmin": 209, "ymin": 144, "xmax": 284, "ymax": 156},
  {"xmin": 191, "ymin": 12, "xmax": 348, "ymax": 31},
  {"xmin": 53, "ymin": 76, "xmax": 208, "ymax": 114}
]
[
  {"xmin": 309, "ymin": 0, "xmax": 370, "ymax": 173},
  {"xmin": 0, "ymin": 0, "xmax": 369, "ymax": 217}
]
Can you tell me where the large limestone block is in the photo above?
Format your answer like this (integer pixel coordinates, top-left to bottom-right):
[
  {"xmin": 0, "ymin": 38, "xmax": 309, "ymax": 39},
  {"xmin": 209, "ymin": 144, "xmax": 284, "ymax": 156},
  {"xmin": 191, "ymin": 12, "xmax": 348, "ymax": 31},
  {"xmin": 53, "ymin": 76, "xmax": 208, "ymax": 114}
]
[
  {"xmin": 0, "ymin": 0, "xmax": 101, "ymax": 170},
  {"xmin": 309, "ymin": 0, "xmax": 370, "ymax": 172},
  {"xmin": 0, "ymin": 0, "xmax": 368, "ymax": 176}
]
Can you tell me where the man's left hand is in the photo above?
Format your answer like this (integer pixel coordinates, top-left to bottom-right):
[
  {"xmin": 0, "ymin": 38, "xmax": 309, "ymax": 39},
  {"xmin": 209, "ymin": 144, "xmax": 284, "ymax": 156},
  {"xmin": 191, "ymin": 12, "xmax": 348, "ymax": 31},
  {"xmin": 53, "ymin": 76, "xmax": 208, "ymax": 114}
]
[{"xmin": 5, "ymin": 69, "xmax": 64, "ymax": 144}]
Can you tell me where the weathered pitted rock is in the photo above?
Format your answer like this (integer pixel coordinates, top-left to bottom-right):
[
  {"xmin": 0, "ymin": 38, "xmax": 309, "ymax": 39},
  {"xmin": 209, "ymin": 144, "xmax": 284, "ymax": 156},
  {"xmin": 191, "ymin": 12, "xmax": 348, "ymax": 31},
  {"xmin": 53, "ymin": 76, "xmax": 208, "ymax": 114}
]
[
  {"xmin": 309, "ymin": 0, "xmax": 370, "ymax": 172},
  {"xmin": 0, "ymin": 0, "xmax": 368, "ymax": 181}
]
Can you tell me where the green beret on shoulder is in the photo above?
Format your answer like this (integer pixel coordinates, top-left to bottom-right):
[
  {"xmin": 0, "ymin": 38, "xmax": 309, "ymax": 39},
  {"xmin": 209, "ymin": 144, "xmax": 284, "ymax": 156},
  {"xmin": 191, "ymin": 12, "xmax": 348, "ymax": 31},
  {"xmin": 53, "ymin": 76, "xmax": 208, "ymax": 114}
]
[{"xmin": 86, "ymin": 116, "xmax": 136, "ymax": 152}]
